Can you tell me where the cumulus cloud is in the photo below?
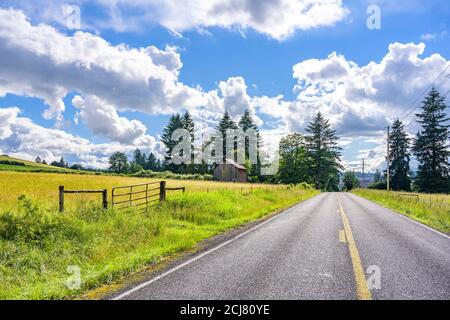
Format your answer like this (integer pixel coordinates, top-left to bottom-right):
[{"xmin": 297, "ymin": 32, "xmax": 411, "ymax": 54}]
[
  {"xmin": 6, "ymin": 0, "xmax": 350, "ymax": 40},
  {"xmin": 0, "ymin": 8, "xmax": 200, "ymax": 122},
  {"xmin": 0, "ymin": 107, "xmax": 19, "ymax": 139},
  {"xmin": 0, "ymin": 107, "xmax": 159, "ymax": 168},
  {"xmin": 281, "ymin": 42, "xmax": 450, "ymax": 137},
  {"xmin": 72, "ymin": 95, "xmax": 152, "ymax": 145}
]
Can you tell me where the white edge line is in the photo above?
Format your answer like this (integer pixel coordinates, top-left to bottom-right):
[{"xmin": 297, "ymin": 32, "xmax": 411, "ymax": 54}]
[
  {"xmin": 348, "ymin": 193, "xmax": 450, "ymax": 240},
  {"xmin": 112, "ymin": 194, "xmax": 320, "ymax": 300}
]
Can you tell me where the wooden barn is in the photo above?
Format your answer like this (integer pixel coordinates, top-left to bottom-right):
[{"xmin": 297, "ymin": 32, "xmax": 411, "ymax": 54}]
[{"xmin": 213, "ymin": 159, "xmax": 247, "ymax": 183}]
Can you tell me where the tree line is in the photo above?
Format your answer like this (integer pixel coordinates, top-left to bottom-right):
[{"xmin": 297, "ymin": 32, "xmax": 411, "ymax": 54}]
[
  {"xmin": 107, "ymin": 109, "xmax": 263, "ymax": 179},
  {"xmin": 276, "ymin": 112, "xmax": 343, "ymax": 191},
  {"xmin": 358, "ymin": 87, "xmax": 449, "ymax": 193}
]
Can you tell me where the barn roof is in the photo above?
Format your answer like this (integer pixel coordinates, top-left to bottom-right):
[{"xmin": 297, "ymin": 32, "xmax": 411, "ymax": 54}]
[{"xmin": 223, "ymin": 159, "xmax": 246, "ymax": 170}]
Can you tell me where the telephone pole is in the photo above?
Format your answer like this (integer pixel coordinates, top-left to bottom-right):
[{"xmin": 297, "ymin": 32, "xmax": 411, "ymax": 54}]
[{"xmin": 386, "ymin": 125, "xmax": 390, "ymax": 191}]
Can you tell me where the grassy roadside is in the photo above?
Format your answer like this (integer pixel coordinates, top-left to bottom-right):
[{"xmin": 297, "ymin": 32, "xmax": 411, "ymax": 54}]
[
  {"xmin": 0, "ymin": 186, "xmax": 319, "ymax": 299},
  {"xmin": 0, "ymin": 171, "xmax": 284, "ymax": 211},
  {"xmin": 351, "ymin": 189, "xmax": 450, "ymax": 234}
]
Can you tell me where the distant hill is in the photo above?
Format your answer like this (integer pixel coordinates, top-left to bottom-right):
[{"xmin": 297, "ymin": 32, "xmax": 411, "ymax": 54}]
[{"xmin": 0, "ymin": 155, "xmax": 89, "ymax": 174}]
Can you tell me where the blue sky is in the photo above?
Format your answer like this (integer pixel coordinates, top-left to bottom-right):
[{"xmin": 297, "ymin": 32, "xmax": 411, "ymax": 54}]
[{"xmin": 0, "ymin": 0, "xmax": 449, "ymax": 170}]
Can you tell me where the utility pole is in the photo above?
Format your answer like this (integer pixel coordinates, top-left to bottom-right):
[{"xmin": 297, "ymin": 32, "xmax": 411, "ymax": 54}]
[
  {"xmin": 362, "ymin": 158, "xmax": 365, "ymax": 188},
  {"xmin": 386, "ymin": 125, "xmax": 390, "ymax": 191}
]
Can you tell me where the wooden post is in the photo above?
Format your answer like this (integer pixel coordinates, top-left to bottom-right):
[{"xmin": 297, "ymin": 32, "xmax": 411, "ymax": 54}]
[
  {"xmin": 59, "ymin": 186, "xmax": 65, "ymax": 212},
  {"xmin": 129, "ymin": 186, "xmax": 133, "ymax": 207},
  {"xmin": 159, "ymin": 181, "xmax": 166, "ymax": 202},
  {"xmin": 182, "ymin": 187, "xmax": 185, "ymax": 193},
  {"xmin": 102, "ymin": 189, "xmax": 108, "ymax": 209},
  {"xmin": 145, "ymin": 183, "xmax": 149, "ymax": 211}
]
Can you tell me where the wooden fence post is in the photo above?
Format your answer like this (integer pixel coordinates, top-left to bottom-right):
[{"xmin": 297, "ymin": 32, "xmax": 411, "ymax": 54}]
[
  {"xmin": 159, "ymin": 181, "xmax": 166, "ymax": 202},
  {"xmin": 102, "ymin": 189, "xmax": 108, "ymax": 209},
  {"xmin": 59, "ymin": 186, "xmax": 65, "ymax": 213}
]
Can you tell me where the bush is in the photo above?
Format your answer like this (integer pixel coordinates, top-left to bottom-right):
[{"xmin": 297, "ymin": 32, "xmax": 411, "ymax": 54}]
[
  {"xmin": 0, "ymin": 160, "xmax": 26, "ymax": 166},
  {"xmin": 0, "ymin": 195, "xmax": 81, "ymax": 243},
  {"xmin": 367, "ymin": 182, "xmax": 387, "ymax": 190},
  {"xmin": 131, "ymin": 170, "xmax": 213, "ymax": 181}
]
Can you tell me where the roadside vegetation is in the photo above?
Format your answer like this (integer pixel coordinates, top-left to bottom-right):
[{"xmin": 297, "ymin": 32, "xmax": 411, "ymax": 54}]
[
  {"xmin": 0, "ymin": 155, "xmax": 88, "ymax": 174},
  {"xmin": 352, "ymin": 189, "xmax": 450, "ymax": 234},
  {"xmin": 0, "ymin": 184, "xmax": 318, "ymax": 299}
]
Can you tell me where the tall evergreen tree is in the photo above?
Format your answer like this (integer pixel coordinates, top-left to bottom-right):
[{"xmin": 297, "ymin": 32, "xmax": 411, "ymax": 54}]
[
  {"xmin": 146, "ymin": 152, "xmax": 157, "ymax": 171},
  {"xmin": 181, "ymin": 111, "xmax": 195, "ymax": 171},
  {"xmin": 306, "ymin": 112, "xmax": 343, "ymax": 190},
  {"xmin": 389, "ymin": 119, "xmax": 411, "ymax": 191},
  {"xmin": 132, "ymin": 149, "xmax": 146, "ymax": 167},
  {"xmin": 216, "ymin": 111, "xmax": 238, "ymax": 162},
  {"xmin": 413, "ymin": 87, "xmax": 450, "ymax": 193},
  {"xmin": 161, "ymin": 113, "xmax": 183, "ymax": 171},
  {"xmin": 238, "ymin": 109, "xmax": 262, "ymax": 176}
]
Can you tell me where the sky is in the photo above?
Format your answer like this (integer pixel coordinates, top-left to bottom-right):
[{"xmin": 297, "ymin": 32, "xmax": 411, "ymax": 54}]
[{"xmin": 0, "ymin": 0, "xmax": 449, "ymax": 172}]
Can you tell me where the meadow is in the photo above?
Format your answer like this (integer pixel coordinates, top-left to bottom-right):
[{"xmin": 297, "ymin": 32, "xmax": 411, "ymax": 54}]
[
  {"xmin": 0, "ymin": 155, "xmax": 84, "ymax": 174},
  {"xmin": 0, "ymin": 171, "xmax": 319, "ymax": 299},
  {"xmin": 351, "ymin": 189, "xmax": 450, "ymax": 234}
]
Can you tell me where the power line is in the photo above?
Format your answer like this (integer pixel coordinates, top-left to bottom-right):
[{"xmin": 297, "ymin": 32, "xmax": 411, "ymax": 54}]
[
  {"xmin": 403, "ymin": 75, "xmax": 450, "ymax": 131},
  {"xmin": 401, "ymin": 73, "xmax": 450, "ymax": 127},
  {"xmin": 396, "ymin": 65, "xmax": 449, "ymax": 121}
]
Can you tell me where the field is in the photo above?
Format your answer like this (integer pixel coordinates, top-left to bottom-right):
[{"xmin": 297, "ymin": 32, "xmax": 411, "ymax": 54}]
[
  {"xmin": 351, "ymin": 189, "xmax": 450, "ymax": 234},
  {"xmin": 0, "ymin": 171, "xmax": 283, "ymax": 211},
  {"xmin": 0, "ymin": 155, "xmax": 85, "ymax": 174},
  {"xmin": 0, "ymin": 171, "xmax": 319, "ymax": 299}
]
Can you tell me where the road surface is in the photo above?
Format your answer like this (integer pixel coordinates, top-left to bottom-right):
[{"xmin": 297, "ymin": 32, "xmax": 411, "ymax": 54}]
[{"xmin": 113, "ymin": 193, "xmax": 450, "ymax": 300}]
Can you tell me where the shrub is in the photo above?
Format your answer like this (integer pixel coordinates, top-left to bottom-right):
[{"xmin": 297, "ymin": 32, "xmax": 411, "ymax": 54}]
[
  {"xmin": 0, "ymin": 195, "xmax": 82, "ymax": 243},
  {"xmin": 0, "ymin": 160, "xmax": 26, "ymax": 166}
]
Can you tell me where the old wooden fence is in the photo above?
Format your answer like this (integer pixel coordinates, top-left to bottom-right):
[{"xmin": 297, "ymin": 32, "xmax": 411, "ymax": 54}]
[
  {"xmin": 59, "ymin": 181, "xmax": 185, "ymax": 212},
  {"xmin": 59, "ymin": 186, "xmax": 107, "ymax": 212}
]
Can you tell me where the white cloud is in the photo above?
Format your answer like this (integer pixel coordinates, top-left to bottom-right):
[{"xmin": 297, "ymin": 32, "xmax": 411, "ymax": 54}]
[
  {"xmin": 0, "ymin": 107, "xmax": 159, "ymax": 168},
  {"xmin": 420, "ymin": 31, "xmax": 448, "ymax": 42},
  {"xmin": 0, "ymin": 107, "xmax": 19, "ymax": 139},
  {"xmin": 0, "ymin": 8, "xmax": 194, "ymax": 122},
  {"xmin": 72, "ymin": 95, "xmax": 151, "ymax": 145},
  {"xmin": 7, "ymin": 0, "xmax": 350, "ymax": 40},
  {"xmin": 282, "ymin": 42, "xmax": 450, "ymax": 138}
]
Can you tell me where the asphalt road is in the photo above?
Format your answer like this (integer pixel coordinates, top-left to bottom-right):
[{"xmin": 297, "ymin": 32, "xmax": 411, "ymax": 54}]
[{"xmin": 113, "ymin": 193, "xmax": 450, "ymax": 300}]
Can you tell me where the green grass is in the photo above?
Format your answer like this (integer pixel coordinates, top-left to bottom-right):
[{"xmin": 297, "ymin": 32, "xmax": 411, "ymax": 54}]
[
  {"xmin": 0, "ymin": 155, "xmax": 85, "ymax": 174},
  {"xmin": 0, "ymin": 184, "xmax": 319, "ymax": 299},
  {"xmin": 351, "ymin": 189, "xmax": 450, "ymax": 234}
]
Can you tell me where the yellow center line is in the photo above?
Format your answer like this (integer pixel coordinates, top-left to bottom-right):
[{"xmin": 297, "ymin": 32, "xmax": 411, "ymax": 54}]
[{"xmin": 337, "ymin": 194, "xmax": 372, "ymax": 300}]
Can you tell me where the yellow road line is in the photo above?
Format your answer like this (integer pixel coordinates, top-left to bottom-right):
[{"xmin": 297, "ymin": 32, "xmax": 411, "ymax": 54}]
[{"xmin": 337, "ymin": 194, "xmax": 372, "ymax": 300}]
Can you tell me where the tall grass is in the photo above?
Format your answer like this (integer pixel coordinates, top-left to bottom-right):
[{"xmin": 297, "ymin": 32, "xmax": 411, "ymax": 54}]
[
  {"xmin": 0, "ymin": 171, "xmax": 285, "ymax": 211},
  {"xmin": 351, "ymin": 189, "xmax": 450, "ymax": 234},
  {"xmin": 0, "ymin": 185, "xmax": 318, "ymax": 299}
]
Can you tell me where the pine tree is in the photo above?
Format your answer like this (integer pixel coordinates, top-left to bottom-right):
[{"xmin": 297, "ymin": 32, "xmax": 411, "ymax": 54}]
[
  {"xmin": 132, "ymin": 149, "xmax": 146, "ymax": 167},
  {"xmin": 238, "ymin": 109, "xmax": 262, "ymax": 176},
  {"xmin": 413, "ymin": 87, "xmax": 450, "ymax": 193},
  {"xmin": 161, "ymin": 113, "xmax": 183, "ymax": 171},
  {"xmin": 306, "ymin": 112, "xmax": 343, "ymax": 190},
  {"xmin": 389, "ymin": 119, "xmax": 411, "ymax": 191},
  {"xmin": 146, "ymin": 152, "xmax": 157, "ymax": 171},
  {"xmin": 216, "ymin": 111, "xmax": 238, "ymax": 162},
  {"xmin": 181, "ymin": 111, "xmax": 195, "ymax": 171}
]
